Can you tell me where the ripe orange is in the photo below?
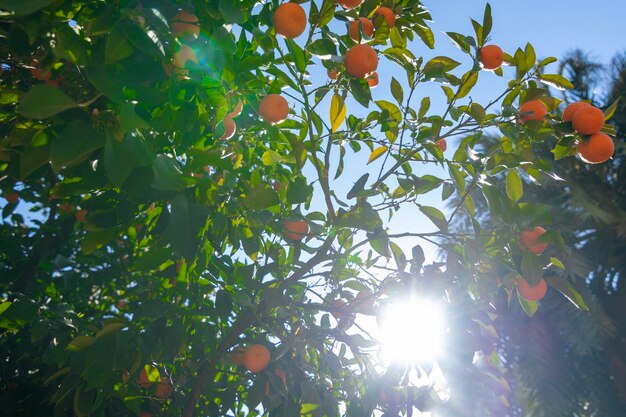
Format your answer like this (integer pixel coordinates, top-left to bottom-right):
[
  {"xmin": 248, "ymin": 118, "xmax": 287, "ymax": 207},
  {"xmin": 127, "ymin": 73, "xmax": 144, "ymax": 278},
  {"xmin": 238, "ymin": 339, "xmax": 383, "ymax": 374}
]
[
  {"xmin": 173, "ymin": 45, "xmax": 198, "ymax": 71},
  {"xmin": 30, "ymin": 59, "xmax": 52, "ymax": 81},
  {"xmin": 4, "ymin": 191, "xmax": 18, "ymax": 204},
  {"xmin": 435, "ymin": 138, "xmax": 447, "ymax": 152},
  {"xmin": 374, "ymin": 7, "xmax": 396, "ymax": 28},
  {"xmin": 571, "ymin": 105, "xmax": 605, "ymax": 135},
  {"xmin": 230, "ymin": 347, "xmax": 246, "ymax": 365},
  {"xmin": 259, "ymin": 94, "xmax": 289, "ymax": 124},
  {"xmin": 220, "ymin": 115, "xmax": 236, "ymax": 140},
  {"xmin": 273, "ymin": 3, "xmax": 307, "ymax": 39},
  {"xmin": 366, "ymin": 72, "xmax": 379, "ymax": 88},
  {"xmin": 577, "ymin": 132, "xmax": 614, "ymax": 164},
  {"xmin": 244, "ymin": 344, "xmax": 271, "ymax": 373},
  {"xmin": 171, "ymin": 11, "xmax": 200, "ymax": 40},
  {"xmin": 75, "ymin": 209, "xmax": 88, "ymax": 223},
  {"xmin": 517, "ymin": 278, "xmax": 548, "ymax": 302},
  {"xmin": 344, "ymin": 44, "xmax": 378, "ymax": 78},
  {"xmin": 355, "ymin": 290, "xmax": 375, "ymax": 309},
  {"xmin": 562, "ymin": 101, "xmax": 590, "ymax": 122},
  {"xmin": 283, "ymin": 219, "xmax": 309, "ymax": 241},
  {"xmin": 519, "ymin": 226, "xmax": 548, "ymax": 254},
  {"xmin": 519, "ymin": 100, "xmax": 548, "ymax": 123},
  {"xmin": 338, "ymin": 0, "xmax": 363, "ymax": 10},
  {"xmin": 154, "ymin": 377, "xmax": 172, "ymax": 399},
  {"xmin": 479, "ymin": 45, "xmax": 504, "ymax": 70},
  {"xmin": 327, "ymin": 68, "xmax": 339, "ymax": 80},
  {"xmin": 331, "ymin": 299, "xmax": 348, "ymax": 320},
  {"xmin": 228, "ymin": 99, "xmax": 244, "ymax": 118},
  {"xmin": 349, "ymin": 17, "xmax": 374, "ymax": 42}
]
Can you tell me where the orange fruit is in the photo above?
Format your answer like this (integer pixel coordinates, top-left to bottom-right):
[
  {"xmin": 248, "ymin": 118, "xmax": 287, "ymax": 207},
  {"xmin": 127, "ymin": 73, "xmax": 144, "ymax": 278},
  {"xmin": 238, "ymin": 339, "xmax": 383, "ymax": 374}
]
[
  {"xmin": 327, "ymin": 68, "xmax": 339, "ymax": 79},
  {"xmin": 519, "ymin": 226, "xmax": 548, "ymax": 254},
  {"xmin": 435, "ymin": 138, "xmax": 447, "ymax": 152},
  {"xmin": 349, "ymin": 17, "xmax": 374, "ymax": 42},
  {"xmin": 273, "ymin": 3, "xmax": 307, "ymax": 39},
  {"xmin": 344, "ymin": 44, "xmax": 378, "ymax": 78},
  {"xmin": 338, "ymin": 0, "xmax": 363, "ymax": 10},
  {"xmin": 331, "ymin": 299, "xmax": 348, "ymax": 320},
  {"xmin": 517, "ymin": 278, "xmax": 548, "ymax": 302},
  {"xmin": 136, "ymin": 367, "xmax": 155, "ymax": 388},
  {"xmin": 571, "ymin": 105, "xmax": 605, "ymax": 135},
  {"xmin": 366, "ymin": 72, "xmax": 379, "ymax": 88},
  {"xmin": 283, "ymin": 219, "xmax": 309, "ymax": 241},
  {"xmin": 577, "ymin": 132, "xmax": 614, "ymax": 164},
  {"xmin": 355, "ymin": 290, "xmax": 375, "ymax": 309},
  {"xmin": 30, "ymin": 59, "xmax": 52, "ymax": 81},
  {"xmin": 75, "ymin": 209, "xmax": 88, "ymax": 223},
  {"xmin": 228, "ymin": 99, "xmax": 244, "ymax": 118},
  {"xmin": 562, "ymin": 101, "xmax": 590, "ymax": 122},
  {"xmin": 519, "ymin": 100, "xmax": 548, "ymax": 123},
  {"xmin": 244, "ymin": 344, "xmax": 271, "ymax": 373},
  {"xmin": 220, "ymin": 115, "xmax": 236, "ymax": 140},
  {"xmin": 154, "ymin": 377, "xmax": 172, "ymax": 399},
  {"xmin": 171, "ymin": 11, "xmax": 200, "ymax": 40},
  {"xmin": 479, "ymin": 45, "xmax": 504, "ymax": 70},
  {"xmin": 230, "ymin": 347, "xmax": 246, "ymax": 365},
  {"xmin": 140, "ymin": 413, "xmax": 153, "ymax": 417},
  {"xmin": 374, "ymin": 7, "xmax": 396, "ymax": 28},
  {"xmin": 173, "ymin": 45, "xmax": 198, "ymax": 71},
  {"xmin": 4, "ymin": 191, "xmax": 18, "ymax": 204},
  {"xmin": 259, "ymin": 94, "xmax": 289, "ymax": 124}
]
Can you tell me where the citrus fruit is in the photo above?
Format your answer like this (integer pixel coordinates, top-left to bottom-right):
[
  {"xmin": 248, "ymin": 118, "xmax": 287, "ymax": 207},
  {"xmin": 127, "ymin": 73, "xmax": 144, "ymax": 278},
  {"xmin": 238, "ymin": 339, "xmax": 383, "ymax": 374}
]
[
  {"xmin": 366, "ymin": 72, "xmax": 379, "ymax": 88},
  {"xmin": 154, "ymin": 377, "xmax": 172, "ymax": 399},
  {"xmin": 571, "ymin": 105, "xmax": 605, "ymax": 135},
  {"xmin": 435, "ymin": 138, "xmax": 447, "ymax": 152},
  {"xmin": 228, "ymin": 99, "xmax": 244, "ymax": 118},
  {"xmin": 519, "ymin": 226, "xmax": 548, "ymax": 254},
  {"xmin": 355, "ymin": 290, "xmax": 375, "ymax": 309},
  {"xmin": 577, "ymin": 132, "xmax": 614, "ymax": 164},
  {"xmin": 136, "ymin": 367, "xmax": 155, "ymax": 388},
  {"xmin": 327, "ymin": 68, "xmax": 339, "ymax": 80},
  {"xmin": 479, "ymin": 45, "xmax": 504, "ymax": 70},
  {"xmin": 265, "ymin": 368, "xmax": 287, "ymax": 395},
  {"xmin": 283, "ymin": 219, "xmax": 309, "ymax": 241},
  {"xmin": 4, "ymin": 191, "xmax": 18, "ymax": 204},
  {"xmin": 173, "ymin": 45, "xmax": 198, "ymax": 71},
  {"xmin": 517, "ymin": 278, "xmax": 548, "ymax": 302},
  {"xmin": 562, "ymin": 101, "xmax": 590, "ymax": 122},
  {"xmin": 344, "ymin": 44, "xmax": 378, "ymax": 78},
  {"xmin": 519, "ymin": 100, "xmax": 548, "ymax": 123},
  {"xmin": 374, "ymin": 7, "xmax": 396, "ymax": 28},
  {"xmin": 259, "ymin": 94, "xmax": 289, "ymax": 124},
  {"xmin": 273, "ymin": 3, "xmax": 307, "ymax": 39},
  {"xmin": 244, "ymin": 344, "xmax": 271, "ymax": 373},
  {"xmin": 338, "ymin": 0, "xmax": 363, "ymax": 10},
  {"xmin": 171, "ymin": 11, "xmax": 200, "ymax": 40},
  {"xmin": 331, "ymin": 299, "xmax": 348, "ymax": 320},
  {"xmin": 349, "ymin": 17, "xmax": 374, "ymax": 41}
]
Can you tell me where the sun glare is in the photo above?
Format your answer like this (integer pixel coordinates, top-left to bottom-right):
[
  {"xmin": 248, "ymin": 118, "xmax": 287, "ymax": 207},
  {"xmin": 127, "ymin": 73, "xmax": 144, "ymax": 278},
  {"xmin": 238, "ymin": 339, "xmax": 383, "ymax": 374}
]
[{"xmin": 379, "ymin": 299, "xmax": 446, "ymax": 365}]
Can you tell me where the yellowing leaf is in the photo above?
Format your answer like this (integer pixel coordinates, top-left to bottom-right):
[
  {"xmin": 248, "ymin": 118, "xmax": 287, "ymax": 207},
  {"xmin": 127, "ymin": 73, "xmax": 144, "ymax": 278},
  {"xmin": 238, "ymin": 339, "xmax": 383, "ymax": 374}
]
[
  {"xmin": 367, "ymin": 146, "xmax": 387, "ymax": 164},
  {"xmin": 330, "ymin": 93, "xmax": 346, "ymax": 133}
]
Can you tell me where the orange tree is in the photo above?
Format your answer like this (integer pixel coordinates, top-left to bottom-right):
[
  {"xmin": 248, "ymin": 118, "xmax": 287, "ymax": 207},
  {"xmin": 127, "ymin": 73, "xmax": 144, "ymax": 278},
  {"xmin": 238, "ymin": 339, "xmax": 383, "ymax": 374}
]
[{"xmin": 0, "ymin": 1, "xmax": 617, "ymax": 417}]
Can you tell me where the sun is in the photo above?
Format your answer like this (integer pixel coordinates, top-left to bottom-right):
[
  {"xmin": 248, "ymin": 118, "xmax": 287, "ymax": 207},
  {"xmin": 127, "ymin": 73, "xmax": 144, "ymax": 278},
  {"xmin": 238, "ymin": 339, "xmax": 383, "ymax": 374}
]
[{"xmin": 378, "ymin": 298, "xmax": 446, "ymax": 365}]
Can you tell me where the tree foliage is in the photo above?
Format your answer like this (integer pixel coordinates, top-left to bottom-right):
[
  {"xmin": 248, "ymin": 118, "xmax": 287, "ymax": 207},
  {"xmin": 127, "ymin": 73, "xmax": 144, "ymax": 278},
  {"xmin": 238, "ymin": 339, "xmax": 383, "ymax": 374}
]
[{"xmin": 0, "ymin": 1, "xmax": 614, "ymax": 417}]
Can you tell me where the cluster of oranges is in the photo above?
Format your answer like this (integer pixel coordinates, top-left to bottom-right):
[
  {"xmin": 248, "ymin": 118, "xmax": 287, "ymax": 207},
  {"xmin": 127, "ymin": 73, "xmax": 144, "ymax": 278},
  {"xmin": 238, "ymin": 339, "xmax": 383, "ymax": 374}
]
[
  {"xmin": 563, "ymin": 102, "xmax": 613, "ymax": 164},
  {"xmin": 517, "ymin": 226, "xmax": 550, "ymax": 302}
]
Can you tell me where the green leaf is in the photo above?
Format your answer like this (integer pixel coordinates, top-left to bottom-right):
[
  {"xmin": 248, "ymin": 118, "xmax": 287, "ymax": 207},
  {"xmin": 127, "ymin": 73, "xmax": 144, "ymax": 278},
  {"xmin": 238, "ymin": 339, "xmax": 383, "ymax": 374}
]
[
  {"xmin": 285, "ymin": 39, "xmax": 307, "ymax": 73},
  {"xmin": 418, "ymin": 96, "xmax": 430, "ymax": 117},
  {"xmin": 287, "ymin": 176, "xmax": 313, "ymax": 205},
  {"xmin": 347, "ymin": 174, "xmax": 369, "ymax": 199},
  {"xmin": 262, "ymin": 149, "xmax": 283, "ymax": 166},
  {"xmin": 20, "ymin": 143, "xmax": 50, "ymax": 179},
  {"xmin": 604, "ymin": 97, "xmax": 620, "ymax": 121},
  {"xmin": 18, "ymin": 85, "xmax": 78, "ymax": 119},
  {"xmin": 375, "ymin": 100, "xmax": 402, "ymax": 123},
  {"xmin": 549, "ymin": 257, "xmax": 565, "ymax": 269},
  {"xmin": 218, "ymin": 0, "xmax": 246, "ymax": 24},
  {"xmin": 310, "ymin": 0, "xmax": 335, "ymax": 27},
  {"xmin": 0, "ymin": 301, "xmax": 12, "ymax": 316},
  {"xmin": 242, "ymin": 184, "xmax": 279, "ymax": 210},
  {"xmin": 330, "ymin": 93, "xmax": 346, "ymax": 133},
  {"xmin": 0, "ymin": 0, "xmax": 54, "ymax": 15},
  {"xmin": 152, "ymin": 154, "xmax": 190, "ymax": 191},
  {"xmin": 51, "ymin": 120, "xmax": 105, "ymax": 172},
  {"xmin": 349, "ymin": 78, "xmax": 372, "ymax": 108},
  {"xmin": 505, "ymin": 170, "xmax": 523, "ymax": 202},
  {"xmin": 414, "ymin": 24, "xmax": 435, "ymax": 49},
  {"xmin": 420, "ymin": 205, "xmax": 448, "ymax": 232},
  {"xmin": 390, "ymin": 241, "xmax": 406, "ymax": 270},
  {"xmin": 80, "ymin": 228, "xmax": 116, "ymax": 255},
  {"xmin": 520, "ymin": 252, "xmax": 543, "ymax": 286},
  {"xmin": 482, "ymin": 3, "xmax": 492, "ymax": 40},
  {"xmin": 307, "ymin": 38, "xmax": 336, "ymax": 59},
  {"xmin": 545, "ymin": 276, "xmax": 589, "ymax": 310},
  {"xmin": 367, "ymin": 147, "xmax": 387, "ymax": 164},
  {"xmin": 457, "ymin": 71, "xmax": 479, "ymax": 99},
  {"xmin": 54, "ymin": 25, "xmax": 89, "ymax": 66},
  {"xmin": 66, "ymin": 335, "xmax": 95, "ymax": 351},
  {"xmin": 539, "ymin": 74, "xmax": 574, "ymax": 91},
  {"xmin": 517, "ymin": 294, "xmax": 538, "ymax": 317},
  {"xmin": 390, "ymin": 77, "xmax": 403, "ymax": 104}
]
